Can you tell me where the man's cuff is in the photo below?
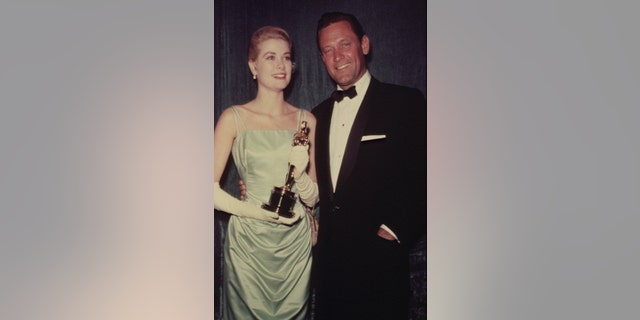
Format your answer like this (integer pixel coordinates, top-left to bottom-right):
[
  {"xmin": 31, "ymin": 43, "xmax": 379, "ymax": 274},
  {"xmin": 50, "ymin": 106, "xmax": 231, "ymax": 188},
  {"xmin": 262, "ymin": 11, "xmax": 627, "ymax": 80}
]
[{"xmin": 380, "ymin": 224, "xmax": 400, "ymax": 243}]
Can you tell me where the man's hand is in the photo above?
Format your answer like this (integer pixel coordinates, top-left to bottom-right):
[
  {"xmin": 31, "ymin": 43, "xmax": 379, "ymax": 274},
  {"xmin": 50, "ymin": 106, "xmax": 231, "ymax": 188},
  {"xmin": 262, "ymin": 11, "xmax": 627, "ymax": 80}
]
[
  {"xmin": 238, "ymin": 179, "xmax": 246, "ymax": 200},
  {"xmin": 377, "ymin": 227, "xmax": 397, "ymax": 241}
]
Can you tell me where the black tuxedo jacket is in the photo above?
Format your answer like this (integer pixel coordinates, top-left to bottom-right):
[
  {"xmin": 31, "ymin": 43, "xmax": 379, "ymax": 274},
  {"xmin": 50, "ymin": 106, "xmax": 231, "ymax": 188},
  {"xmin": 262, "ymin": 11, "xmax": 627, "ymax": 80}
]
[{"xmin": 311, "ymin": 77, "xmax": 426, "ymax": 297}]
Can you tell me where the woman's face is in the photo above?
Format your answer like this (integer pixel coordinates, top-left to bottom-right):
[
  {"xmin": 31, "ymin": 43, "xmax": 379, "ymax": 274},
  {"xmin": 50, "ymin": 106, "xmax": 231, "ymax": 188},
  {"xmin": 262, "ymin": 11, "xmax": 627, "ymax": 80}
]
[{"xmin": 249, "ymin": 38, "xmax": 292, "ymax": 91}]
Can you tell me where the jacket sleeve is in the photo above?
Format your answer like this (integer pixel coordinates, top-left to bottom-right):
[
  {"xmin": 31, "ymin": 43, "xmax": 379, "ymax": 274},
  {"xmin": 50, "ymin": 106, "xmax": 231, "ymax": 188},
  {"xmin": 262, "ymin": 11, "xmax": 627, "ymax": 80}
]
[{"xmin": 381, "ymin": 87, "xmax": 426, "ymax": 246}]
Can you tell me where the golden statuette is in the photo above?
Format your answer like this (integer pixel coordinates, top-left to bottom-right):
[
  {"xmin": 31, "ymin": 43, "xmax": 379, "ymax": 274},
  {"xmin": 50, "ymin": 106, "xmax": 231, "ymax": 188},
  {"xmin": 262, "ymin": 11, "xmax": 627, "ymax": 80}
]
[{"xmin": 262, "ymin": 121, "xmax": 309, "ymax": 218}]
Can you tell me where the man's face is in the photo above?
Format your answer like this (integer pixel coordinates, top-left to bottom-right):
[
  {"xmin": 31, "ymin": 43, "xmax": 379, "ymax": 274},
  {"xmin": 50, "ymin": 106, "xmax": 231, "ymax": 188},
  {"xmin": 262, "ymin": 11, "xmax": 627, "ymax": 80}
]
[{"xmin": 318, "ymin": 20, "xmax": 369, "ymax": 90}]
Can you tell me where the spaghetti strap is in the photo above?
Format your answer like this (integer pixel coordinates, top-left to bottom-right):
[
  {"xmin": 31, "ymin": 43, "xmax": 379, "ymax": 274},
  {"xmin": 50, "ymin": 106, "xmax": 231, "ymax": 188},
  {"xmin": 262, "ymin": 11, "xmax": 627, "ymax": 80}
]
[
  {"xmin": 297, "ymin": 109, "xmax": 306, "ymax": 131},
  {"xmin": 230, "ymin": 106, "xmax": 247, "ymax": 133}
]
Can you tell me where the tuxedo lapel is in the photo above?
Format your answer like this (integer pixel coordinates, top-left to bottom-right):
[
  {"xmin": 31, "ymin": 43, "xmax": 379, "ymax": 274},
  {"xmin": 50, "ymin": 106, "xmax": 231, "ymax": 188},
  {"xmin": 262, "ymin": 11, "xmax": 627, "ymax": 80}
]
[
  {"xmin": 334, "ymin": 79, "xmax": 378, "ymax": 192},
  {"xmin": 314, "ymin": 100, "xmax": 336, "ymax": 195}
]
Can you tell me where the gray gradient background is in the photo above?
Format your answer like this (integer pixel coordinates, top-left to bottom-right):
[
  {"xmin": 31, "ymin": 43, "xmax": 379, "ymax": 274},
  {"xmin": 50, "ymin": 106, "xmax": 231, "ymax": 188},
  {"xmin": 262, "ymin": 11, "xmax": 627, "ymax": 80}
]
[
  {"xmin": 1, "ymin": 1, "xmax": 213, "ymax": 319},
  {"xmin": 428, "ymin": 1, "xmax": 640, "ymax": 319},
  {"xmin": 2, "ymin": 1, "xmax": 640, "ymax": 319}
]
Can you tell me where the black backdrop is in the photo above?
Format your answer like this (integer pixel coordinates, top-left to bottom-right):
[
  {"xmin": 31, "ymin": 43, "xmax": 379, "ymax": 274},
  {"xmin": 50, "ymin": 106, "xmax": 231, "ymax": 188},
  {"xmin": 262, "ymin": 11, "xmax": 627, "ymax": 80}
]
[{"xmin": 214, "ymin": 0, "xmax": 426, "ymax": 318}]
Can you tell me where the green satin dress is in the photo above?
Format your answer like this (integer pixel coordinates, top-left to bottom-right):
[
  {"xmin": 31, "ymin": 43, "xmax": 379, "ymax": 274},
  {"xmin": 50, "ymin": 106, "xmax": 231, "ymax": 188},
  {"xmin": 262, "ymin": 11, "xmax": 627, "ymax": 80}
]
[{"xmin": 222, "ymin": 106, "xmax": 312, "ymax": 320}]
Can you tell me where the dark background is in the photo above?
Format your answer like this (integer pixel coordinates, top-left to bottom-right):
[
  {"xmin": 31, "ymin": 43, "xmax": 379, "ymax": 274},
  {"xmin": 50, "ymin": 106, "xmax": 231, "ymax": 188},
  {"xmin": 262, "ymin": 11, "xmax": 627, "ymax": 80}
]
[{"xmin": 213, "ymin": 0, "xmax": 426, "ymax": 319}]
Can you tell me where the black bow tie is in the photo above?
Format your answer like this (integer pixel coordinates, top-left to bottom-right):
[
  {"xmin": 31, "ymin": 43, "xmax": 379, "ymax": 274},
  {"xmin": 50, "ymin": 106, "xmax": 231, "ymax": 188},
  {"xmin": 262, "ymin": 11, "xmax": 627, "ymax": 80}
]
[{"xmin": 331, "ymin": 86, "xmax": 357, "ymax": 102}]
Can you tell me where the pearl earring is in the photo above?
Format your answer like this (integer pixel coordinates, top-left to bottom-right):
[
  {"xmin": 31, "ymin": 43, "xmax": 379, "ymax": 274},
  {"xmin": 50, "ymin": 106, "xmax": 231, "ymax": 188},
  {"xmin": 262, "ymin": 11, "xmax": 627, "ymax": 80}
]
[{"xmin": 252, "ymin": 74, "xmax": 257, "ymax": 80}]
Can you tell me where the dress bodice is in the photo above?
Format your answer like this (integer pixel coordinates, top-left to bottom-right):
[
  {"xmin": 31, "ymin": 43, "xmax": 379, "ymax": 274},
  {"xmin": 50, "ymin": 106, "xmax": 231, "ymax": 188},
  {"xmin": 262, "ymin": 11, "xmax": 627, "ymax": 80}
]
[
  {"xmin": 229, "ymin": 106, "xmax": 306, "ymax": 207},
  {"xmin": 232, "ymin": 129, "xmax": 296, "ymax": 206}
]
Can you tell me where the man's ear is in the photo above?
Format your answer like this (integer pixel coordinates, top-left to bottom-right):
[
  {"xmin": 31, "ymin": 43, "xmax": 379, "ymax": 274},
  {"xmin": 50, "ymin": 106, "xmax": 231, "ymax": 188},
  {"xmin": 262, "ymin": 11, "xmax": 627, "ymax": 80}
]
[{"xmin": 361, "ymin": 35, "xmax": 370, "ymax": 55}]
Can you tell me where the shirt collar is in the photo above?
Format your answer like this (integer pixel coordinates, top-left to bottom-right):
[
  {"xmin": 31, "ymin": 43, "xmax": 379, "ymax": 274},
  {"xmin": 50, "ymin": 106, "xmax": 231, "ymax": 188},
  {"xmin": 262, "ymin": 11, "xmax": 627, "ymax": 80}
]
[{"xmin": 334, "ymin": 70, "xmax": 371, "ymax": 100}]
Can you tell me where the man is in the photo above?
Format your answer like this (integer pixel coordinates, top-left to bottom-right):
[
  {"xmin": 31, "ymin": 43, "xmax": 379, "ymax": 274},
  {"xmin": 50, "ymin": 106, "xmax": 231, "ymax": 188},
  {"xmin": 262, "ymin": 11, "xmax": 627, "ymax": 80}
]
[{"xmin": 312, "ymin": 12, "xmax": 426, "ymax": 320}]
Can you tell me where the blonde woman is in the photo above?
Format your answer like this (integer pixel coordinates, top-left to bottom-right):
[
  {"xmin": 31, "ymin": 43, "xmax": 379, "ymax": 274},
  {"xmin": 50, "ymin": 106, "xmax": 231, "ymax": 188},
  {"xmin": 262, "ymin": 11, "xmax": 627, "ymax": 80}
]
[{"xmin": 213, "ymin": 26, "xmax": 318, "ymax": 319}]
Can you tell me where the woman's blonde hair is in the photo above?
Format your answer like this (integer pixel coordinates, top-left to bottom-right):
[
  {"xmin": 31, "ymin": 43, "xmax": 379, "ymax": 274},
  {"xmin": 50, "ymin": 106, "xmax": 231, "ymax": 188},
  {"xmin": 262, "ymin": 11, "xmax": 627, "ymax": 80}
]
[{"xmin": 248, "ymin": 26, "xmax": 292, "ymax": 62}]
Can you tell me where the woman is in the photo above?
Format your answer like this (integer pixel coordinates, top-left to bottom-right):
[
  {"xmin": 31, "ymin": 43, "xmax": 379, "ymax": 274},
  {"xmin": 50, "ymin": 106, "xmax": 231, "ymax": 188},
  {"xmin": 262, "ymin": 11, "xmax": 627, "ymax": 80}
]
[{"xmin": 213, "ymin": 26, "xmax": 319, "ymax": 320}]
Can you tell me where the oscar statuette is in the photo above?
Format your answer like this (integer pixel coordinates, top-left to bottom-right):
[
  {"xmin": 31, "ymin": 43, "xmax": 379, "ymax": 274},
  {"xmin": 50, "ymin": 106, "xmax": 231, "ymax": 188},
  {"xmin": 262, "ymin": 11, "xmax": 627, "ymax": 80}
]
[{"xmin": 262, "ymin": 121, "xmax": 310, "ymax": 218}]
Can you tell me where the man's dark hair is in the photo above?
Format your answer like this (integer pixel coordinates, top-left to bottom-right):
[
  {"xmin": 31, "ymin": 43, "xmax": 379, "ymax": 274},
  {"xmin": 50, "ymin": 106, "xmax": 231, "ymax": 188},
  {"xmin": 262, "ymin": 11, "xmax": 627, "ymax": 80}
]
[{"xmin": 316, "ymin": 12, "xmax": 366, "ymax": 52}]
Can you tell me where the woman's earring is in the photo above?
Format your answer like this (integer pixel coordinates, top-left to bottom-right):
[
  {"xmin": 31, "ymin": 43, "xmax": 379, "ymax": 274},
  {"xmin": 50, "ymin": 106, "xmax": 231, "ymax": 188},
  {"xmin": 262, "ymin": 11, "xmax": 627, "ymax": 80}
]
[{"xmin": 252, "ymin": 74, "xmax": 257, "ymax": 80}]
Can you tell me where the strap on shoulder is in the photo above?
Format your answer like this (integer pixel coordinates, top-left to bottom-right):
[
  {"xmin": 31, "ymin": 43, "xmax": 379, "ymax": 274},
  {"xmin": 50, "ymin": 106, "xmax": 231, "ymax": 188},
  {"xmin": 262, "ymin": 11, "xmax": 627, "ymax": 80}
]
[
  {"xmin": 230, "ymin": 106, "xmax": 247, "ymax": 133},
  {"xmin": 297, "ymin": 109, "xmax": 306, "ymax": 130}
]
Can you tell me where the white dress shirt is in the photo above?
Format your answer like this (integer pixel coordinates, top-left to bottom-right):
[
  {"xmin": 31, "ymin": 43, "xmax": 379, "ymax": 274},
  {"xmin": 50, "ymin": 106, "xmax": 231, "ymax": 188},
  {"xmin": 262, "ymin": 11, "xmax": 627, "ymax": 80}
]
[{"xmin": 329, "ymin": 72, "xmax": 371, "ymax": 190}]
